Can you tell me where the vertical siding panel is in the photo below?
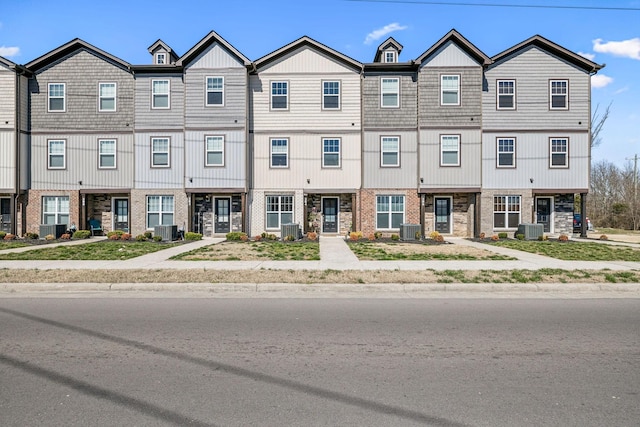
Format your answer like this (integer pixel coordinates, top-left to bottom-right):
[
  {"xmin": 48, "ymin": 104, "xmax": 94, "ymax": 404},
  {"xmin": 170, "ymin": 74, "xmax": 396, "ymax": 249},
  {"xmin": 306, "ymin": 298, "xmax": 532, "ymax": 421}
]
[{"xmin": 0, "ymin": 132, "xmax": 16, "ymax": 190}]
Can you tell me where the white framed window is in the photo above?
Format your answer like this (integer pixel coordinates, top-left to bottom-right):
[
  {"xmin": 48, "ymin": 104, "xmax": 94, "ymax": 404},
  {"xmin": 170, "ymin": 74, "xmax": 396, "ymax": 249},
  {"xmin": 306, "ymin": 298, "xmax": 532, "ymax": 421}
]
[
  {"xmin": 147, "ymin": 195, "xmax": 174, "ymax": 228},
  {"xmin": 42, "ymin": 196, "xmax": 69, "ymax": 226},
  {"xmin": 322, "ymin": 81, "xmax": 340, "ymax": 110},
  {"xmin": 497, "ymin": 138, "xmax": 515, "ymax": 168},
  {"xmin": 48, "ymin": 139, "xmax": 65, "ymax": 169},
  {"xmin": 440, "ymin": 135, "xmax": 460, "ymax": 166},
  {"xmin": 48, "ymin": 83, "xmax": 65, "ymax": 112},
  {"xmin": 155, "ymin": 53, "xmax": 166, "ymax": 64},
  {"xmin": 270, "ymin": 138, "xmax": 288, "ymax": 168},
  {"xmin": 376, "ymin": 195, "xmax": 404, "ymax": 230},
  {"xmin": 206, "ymin": 76, "xmax": 224, "ymax": 106},
  {"xmin": 550, "ymin": 80, "xmax": 568, "ymax": 109},
  {"xmin": 381, "ymin": 78, "xmax": 399, "ymax": 108},
  {"xmin": 152, "ymin": 79, "xmax": 170, "ymax": 109},
  {"xmin": 266, "ymin": 195, "xmax": 293, "ymax": 229},
  {"xmin": 98, "ymin": 139, "xmax": 116, "ymax": 169},
  {"xmin": 151, "ymin": 137, "xmax": 170, "ymax": 167},
  {"xmin": 271, "ymin": 81, "xmax": 288, "ymax": 110},
  {"xmin": 384, "ymin": 51, "xmax": 397, "ymax": 63},
  {"xmin": 381, "ymin": 136, "xmax": 399, "ymax": 167},
  {"xmin": 494, "ymin": 195, "xmax": 521, "ymax": 229},
  {"xmin": 98, "ymin": 82, "xmax": 116, "ymax": 112},
  {"xmin": 441, "ymin": 75, "xmax": 460, "ymax": 105},
  {"xmin": 205, "ymin": 135, "xmax": 224, "ymax": 166},
  {"xmin": 550, "ymin": 138, "xmax": 568, "ymax": 168},
  {"xmin": 497, "ymin": 80, "xmax": 515, "ymax": 109},
  {"xmin": 322, "ymin": 138, "xmax": 340, "ymax": 168}
]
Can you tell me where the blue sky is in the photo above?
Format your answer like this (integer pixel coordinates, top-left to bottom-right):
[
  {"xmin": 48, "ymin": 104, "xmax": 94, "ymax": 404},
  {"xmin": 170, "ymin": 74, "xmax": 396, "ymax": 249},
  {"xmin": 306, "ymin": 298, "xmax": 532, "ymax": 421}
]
[{"xmin": 1, "ymin": 0, "xmax": 639, "ymax": 166}]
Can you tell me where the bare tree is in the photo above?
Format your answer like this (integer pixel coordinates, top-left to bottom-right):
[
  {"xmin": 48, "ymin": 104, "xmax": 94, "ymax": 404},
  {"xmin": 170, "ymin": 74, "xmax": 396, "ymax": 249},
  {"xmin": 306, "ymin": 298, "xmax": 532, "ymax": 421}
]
[{"xmin": 591, "ymin": 102, "xmax": 612, "ymax": 148}]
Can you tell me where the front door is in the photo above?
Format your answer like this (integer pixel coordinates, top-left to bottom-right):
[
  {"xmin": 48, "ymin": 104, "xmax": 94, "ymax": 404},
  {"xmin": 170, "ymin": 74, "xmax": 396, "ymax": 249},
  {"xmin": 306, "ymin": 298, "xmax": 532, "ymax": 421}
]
[
  {"xmin": 0, "ymin": 198, "xmax": 11, "ymax": 233},
  {"xmin": 536, "ymin": 197, "xmax": 552, "ymax": 233},
  {"xmin": 322, "ymin": 197, "xmax": 338, "ymax": 233},
  {"xmin": 434, "ymin": 197, "xmax": 451, "ymax": 234},
  {"xmin": 214, "ymin": 198, "xmax": 230, "ymax": 233},
  {"xmin": 113, "ymin": 199, "xmax": 129, "ymax": 232}
]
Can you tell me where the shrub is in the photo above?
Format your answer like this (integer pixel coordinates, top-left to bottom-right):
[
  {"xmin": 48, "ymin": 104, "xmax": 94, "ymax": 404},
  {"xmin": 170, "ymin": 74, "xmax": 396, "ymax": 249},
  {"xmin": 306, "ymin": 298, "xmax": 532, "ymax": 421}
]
[
  {"xmin": 153, "ymin": 235, "xmax": 163, "ymax": 242},
  {"xmin": 516, "ymin": 233, "xmax": 525, "ymax": 240},
  {"xmin": 121, "ymin": 233, "xmax": 132, "ymax": 241},
  {"xmin": 284, "ymin": 234, "xmax": 296, "ymax": 241},
  {"xmin": 479, "ymin": 232, "xmax": 486, "ymax": 239},
  {"xmin": 558, "ymin": 234, "xmax": 569, "ymax": 242},
  {"xmin": 599, "ymin": 234, "xmax": 609, "ymax": 241},
  {"xmin": 538, "ymin": 235, "xmax": 548, "ymax": 241},
  {"xmin": 434, "ymin": 234, "xmax": 445, "ymax": 243},
  {"xmin": 349, "ymin": 231, "xmax": 362, "ymax": 241},
  {"xmin": 391, "ymin": 234, "xmax": 399, "ymax": 241},
  {"xmin": 367, "ymin": 233, "xmax": 376, "ymax": 241},
  {"xmin": 135, "ymin": 234, "xmax": 148, "ymax": 241},
  {"xmin": 73, "ymin": 230, "xmax": 91, "ymax": 239},
  {"xmin": 24, "ymin": 232, "xmax": 39, "ymax": 240},
  {"xmin": 240, "ymin": 234, "xmax": 249, "ymax": 242},
  {"xmin": 307, "ymin": 232, "xmax": 318, "ymax": 241},
  {"xmin": 491, "ymin": 234, "xmax": 499, "ymax": 241},
  {"xmin": 429, "ymin": 230, "xmax": 440, "ymax": 240},
  {"xmin": 60, "ymin": 233, "xmax": 71, "ymax": 240},
  {"xmin": 45, "ymin": 234, "xmax": 55, "ymax": 241},
  {"xmin": 415, "ymin": 231, "xmax": 421, "ymax": 240},
  {"xmin": 144, "ymin": 231, "xmax": 152, "ymax": 239},
  {"xmin": 498, "ymin": 232, "xmax": 508, "ymax": 239},
  {"xmin": 185, "ymin": 232, "xmax": 202, "ymax": 241},
  {"xmin": 226, "ymin": 231, "xmax": 247, "ymax": 241},
  {"xmin": 3, "ymin": 233, "xmax": 16, "ymax": 240},
  {"xmin": 254, "ymin": 235, "xmax": 262, "ymax": 241},
  {"xmin": 0, "ymin": 231, "xmax": 6, "ymax": 239},
  {"xmin": 267, "ymin": 233, "xmax": 277, "ymax": 240},
  {"xmin": 108, "ymin": 234, "xmax": 121, "ymax": 240},
  {"xmin": 107, "ymin": 230, "xmax": 124, "ymax": 238},
  {"xmin": 374, "ymin": 231, "xmax": 382, "ymax": 239}
]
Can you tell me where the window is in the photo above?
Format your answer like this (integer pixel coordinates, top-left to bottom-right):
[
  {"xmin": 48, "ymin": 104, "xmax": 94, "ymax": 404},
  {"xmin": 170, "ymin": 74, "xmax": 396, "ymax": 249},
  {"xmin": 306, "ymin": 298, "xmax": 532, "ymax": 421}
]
[
  {"xmin": 494, "ymin": 195, "xmax": 521, "ymax": 229},
  {"xmin": 271, "ymin": 81, "xmax": 288, "ymax": 109},
  {"xmin": 99, "ymin": 139, "xmax": 116, "ymax": 169},
  {"xmin": 152, "ymin": 79, "xmax": 170, "ymax": 109},
  {"xmin": 98, "ymin": 82, "xmax": 116, "ymax": 112},
  {"xmin": 206, "ymin": 77, "xmax": 224, "ymax": 106},
  {"xmin": 497, "ymin": 138, "xmax": 515, "ymax": 168},
  {"xmin": 48, "ymin": 83, "xmax": 65, "ymax": 112},
  {"xmin": 322, "ymin": 81, "xmax": 340, "ymax": 110},
  {"xmin": 381, "ymin": 136, "xmax": 399, "ymax": 167},
  {"xmin": 550, "ymin": 138, "xmax": 568, "ymax": 168},
  {"xmin": 147, "ymin": 195, "xmax": 174, "ymax": 228},
  {"xmin": 376, "ymin": 195, "xmax": 404, "ymax": 230},
  {"xmin": 205, "ymin": 136, "xmax": 224, "ymax": 166},
  {"xmin": 270, "ymin": 138, "xmax": 288, "ymax": 167},
  {"xmin": 48, "ymin": 140, "xmax": 65, "ymax": 169},
  {"xmin": 322, "ymin": 138, "xmax": 340, "ymax": 167},
  {"xmin": 384, "ymin": 51, "xmax": 396, "ymax": 63},
  {"xmin": 381, "ymin": 78, "xmax": 399, "ymax": 108},
  {"xmin": 497, "ymin": 80, "xmax": 515, "ymax": 109},
  {"xmin": 151, "ymin": 137, "xmax": 170, "ymax": 167},
  {"xmin": 550, "ymin": 80, "xmax": 568, "ymax": 109},
  {"xmin": 266, "ymin": 195, "xmax": 293, "ymax": 229},
  {"xmin": 42, "ymin": 196, "xmax": 69, "ymax": 226},
  {"xmin": 156, "ymin": 53, "xmax": 166, "ymax": 64},
  {"xmin": 440, "ymin": 135, "xmax": 460, "ymax": 166},
  {"xmin": 441, "ymin": 75, "xmax": 460, "ymax": 105}
]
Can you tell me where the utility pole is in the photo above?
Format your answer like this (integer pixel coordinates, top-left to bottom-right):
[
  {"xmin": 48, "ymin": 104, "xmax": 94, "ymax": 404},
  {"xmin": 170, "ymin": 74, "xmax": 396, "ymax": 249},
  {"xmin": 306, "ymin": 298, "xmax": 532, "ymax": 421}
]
[{"xmin": 625, "ymin": 154, "xmax": 638, "ymax": 230}]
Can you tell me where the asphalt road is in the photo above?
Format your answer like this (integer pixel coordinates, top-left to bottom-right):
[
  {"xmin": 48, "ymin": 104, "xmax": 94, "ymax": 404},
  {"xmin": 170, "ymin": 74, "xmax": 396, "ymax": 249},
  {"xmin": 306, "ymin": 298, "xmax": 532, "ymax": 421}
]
[{"xmin": 1, "ymin": 297, "xmax": 638, "ymax": 426}]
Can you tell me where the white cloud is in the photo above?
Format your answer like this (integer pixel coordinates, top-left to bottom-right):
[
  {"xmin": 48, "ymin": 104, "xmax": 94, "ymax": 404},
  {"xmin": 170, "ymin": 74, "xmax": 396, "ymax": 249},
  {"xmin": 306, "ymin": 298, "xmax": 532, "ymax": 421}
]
[
  {"xmin": 614, "ymin": 86, "xmax": 629, "ymax": 95},
  {"xmin": 364, "ymin": 23, "xmax": 408, "ymax": 45},
  {"xmin": 0, "ymin": 46, "xmax": 20, "ymax": 57},
  {"xmin": 578, "ymin": 51, "xmax": 595, "ymax": 60},
  {"xmin": 593, "ymin": 38, "xmax": 640, "ymax": 60},
  {"xmin": 591, "ymin": 74, "xmax": 613, "ymax": 88}
]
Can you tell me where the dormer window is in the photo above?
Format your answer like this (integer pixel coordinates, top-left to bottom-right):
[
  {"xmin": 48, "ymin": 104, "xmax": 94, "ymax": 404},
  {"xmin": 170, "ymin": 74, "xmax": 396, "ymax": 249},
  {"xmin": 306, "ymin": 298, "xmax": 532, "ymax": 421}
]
[
  {"xmin": 384, "ymin": 51, "xmax": 397, "ymax": 63},
  {"xmin": 156, "ymin": 53, "xmax": 166, "ymax": 65}
]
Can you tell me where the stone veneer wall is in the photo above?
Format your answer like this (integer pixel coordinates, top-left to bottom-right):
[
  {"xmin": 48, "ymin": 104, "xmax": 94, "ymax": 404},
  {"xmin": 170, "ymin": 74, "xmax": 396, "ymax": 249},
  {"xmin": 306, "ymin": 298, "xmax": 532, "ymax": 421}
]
[
  {"xmin": 305, "ymin": 193, "xmax": 354, "ymax": 235},
  {"xmin": 358, "ymin": 189, "xmax": 420, "ymax": 237},
  {"xmin": 554, "ymin": 194, "xmax": 574, "ymax": 235},
  {"xmin": 423, "ymin": 193, "xmax": 475, "ymax": 237}
]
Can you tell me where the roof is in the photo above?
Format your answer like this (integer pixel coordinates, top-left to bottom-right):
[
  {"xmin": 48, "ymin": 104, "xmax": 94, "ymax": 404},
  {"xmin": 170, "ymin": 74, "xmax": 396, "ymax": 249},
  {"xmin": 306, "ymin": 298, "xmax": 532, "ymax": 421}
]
[
  {"xmin": 253, "ymin": 36, "xmax": 362, "ymax": 72},
  {"xmin": 177, "ymin": 30, "xmax": 250, "ymax": 67},
  {"xmin": 373, "ymin": 37, "xmax": 404, "ymax": 62},
  {"xmin": 491, "ymin": 34, "xmax": 604, "ymax": 73},
  {"xmin": 415, "ymin": 29, "xmax": 491, "ymax": 66},
  {"xmin": 26, "ymin": 38, "xmax": 131, "ymax": 72},
  {"xmin": 147, "ymin": 39, "xmax": 179, "ymax": 62}
]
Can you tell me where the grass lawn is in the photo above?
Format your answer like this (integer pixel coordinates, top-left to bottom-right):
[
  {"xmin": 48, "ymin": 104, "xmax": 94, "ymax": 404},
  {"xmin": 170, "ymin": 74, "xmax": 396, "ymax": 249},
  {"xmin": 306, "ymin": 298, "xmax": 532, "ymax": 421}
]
[
  {"xmin": 171, "ymin": 240, "xmax": 320, "ymax": 261},
  {"xmin": 0, "ymin": 241, "xmax": 30, "ymax": 250},
  {"xmin": 0, "ymin": 240, "xmax": 182, "ymax": 260},
  {"xmin": 347, "ymin": 241, "xmax": 516, "ymax": 261},
  {"xmin": 489, "ymin": 239, "xmax": 640, "ymax": 261}
]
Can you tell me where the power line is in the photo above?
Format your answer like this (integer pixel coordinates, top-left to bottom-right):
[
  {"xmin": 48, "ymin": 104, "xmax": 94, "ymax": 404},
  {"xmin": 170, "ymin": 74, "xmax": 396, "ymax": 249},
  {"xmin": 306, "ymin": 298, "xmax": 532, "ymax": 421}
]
[{"xmin": 345, "ymin": 0, "xmax": 640, "ymax": 11}]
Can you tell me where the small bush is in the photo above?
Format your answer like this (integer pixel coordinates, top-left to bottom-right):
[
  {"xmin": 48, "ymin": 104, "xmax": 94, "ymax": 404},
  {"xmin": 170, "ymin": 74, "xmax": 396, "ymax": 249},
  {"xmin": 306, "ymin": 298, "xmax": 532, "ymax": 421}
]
[
  {"xmin": 415, "ymin": 231, "xmax": 421, "ymax": 240},
  {"xmin": 226, "ymin": 231, "xmax": 247, "ymax": 241},
  {"xmin": 498, "ymin": 232, "xmax": 508, "ymax": 239},
  {"xmin": 60, "ymin": 233, "xmax": 71, "ymax": 240},
  {"xmin": 3, "ymin": 233, "xmax": 16, "ymax": 240},
  {"xmin": 107, "ymin": 230, "xmax": 124, "ymax": 238},
  {"xmin": 144, "ymin": 231, "xmax": 152, "ymax": 239},
  {"xmin": 391, "ymin": 234, "xmax": 399, "ymax": 241},
  {"xmin": 558, "ymin": 234, "xmax": 569, "ymax": 242},
  {"xmin": 185, "ymin": 232, "xmax": 202, "ymax": 241},
  {"xmin": 135, "ymin": 234, "xmax": 148, "ymax": 241},
  {"xmin": 538, "ymin": 235, "xmax": 548, "ymax": 241},
  {"xmin": 267, "ymin": 233, "xmax": 277, "ymax": 240},
  {"xmin": 307, "ymin": 232, "xmax": 318, "ymax": 241},
  {"xmin": 108, "ymin": 234, "xmax": 120, "ymax": 240},
  {"xmin": 24, "ymin": 232, "xmax": 39, "ymax": 239},
  {"xmin": 516, "ymin": 233, "xmax": 525, "ymax": 240},
  {"xmin": 240, "ymin": 234, "xmax": 249, "ymax": 242},
  {"xmin": 73, "ymin": 230, "xmax": 91, "ymax": 239},
  {"xmin": 374, "ymin": 231, "xmax": 382, "ymax": 239},
  {"xmin": 45, "ymin": 234, "xmax": 55, "ymax": 241},
  {"xmin": 479, "ymin": 232, "xmax": 486, "ymax": 239},
  {"xmin": 153, "ymin": 235, "xmax": 163, "ymax": 242},
  {"xmin": 599, "ymin": 234, "xmax": 609, "ymax": 241},
  {"xmin": 349, "ymin": 231, "xmax": 362, "ymax": 241},
  {"xmin": 367, "ymin": 233, "xmax": 376, "ymax": 241},
  {"xmin": 121, "ymin": 233, "xmax": 132, "ymax": 241},
  {"xmin": 434, "ymin": 234, "xmax": 445, "ymax": 243},
  {"xmin": 254, "ymin": 235, "xmax": 262, "ymax": 241},
  {"xmin": 491, "ymin": 234, "xmax": 499, "ymax": 241},
  {"xmin": 0, "ymin": 231, "xmax": 6, "ymax": 239},
  {"xmin": 284, "ymin": 234, "xmax": 295, "ymax": 241},
  {"xmin": 429, "ymin": 231, "xmax": 440, "ymax": 240}
]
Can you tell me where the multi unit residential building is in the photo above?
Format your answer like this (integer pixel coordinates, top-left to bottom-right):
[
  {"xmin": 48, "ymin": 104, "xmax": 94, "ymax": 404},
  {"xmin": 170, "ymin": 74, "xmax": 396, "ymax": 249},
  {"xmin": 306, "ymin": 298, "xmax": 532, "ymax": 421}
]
[{"xmin": 0, "ymin": 29, "xmax": 602, "ymax": 238}]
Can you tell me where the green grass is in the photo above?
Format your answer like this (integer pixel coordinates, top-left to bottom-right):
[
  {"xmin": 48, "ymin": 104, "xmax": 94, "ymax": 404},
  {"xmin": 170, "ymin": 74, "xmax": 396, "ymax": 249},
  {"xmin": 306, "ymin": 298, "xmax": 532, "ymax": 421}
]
[
  {"xmin": 348, "ymin": 241, "xmax": 515, "ymax": 261},
  {"xmin": 171, "ymin": 241, "xmax": 320, "ymax": 261},
  {"xmin": 489, "ymin": 239, "xmax": 640, "ymax": 261},
  {"xmin": 0, "ymin": 241, "xmax": 30, "ymax": 250},
  {"xmin": 0, "ymin": 240, "xmax": 180, "ymax": 260}
]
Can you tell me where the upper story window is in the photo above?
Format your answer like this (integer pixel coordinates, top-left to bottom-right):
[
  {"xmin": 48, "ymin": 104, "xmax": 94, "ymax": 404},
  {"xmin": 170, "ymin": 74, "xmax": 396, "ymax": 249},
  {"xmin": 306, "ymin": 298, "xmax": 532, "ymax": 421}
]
[
  {"xmin": 441, "ymin": 75, "xmax": 460, "ymax": 105},
  {"xmin": 99, "ymin": 82, "xmax": 116, "ymax": 112},
  {"xmin": 440, "ymin": 135, "xmax": 460, "ymax": 166},
  {"xmin": 48, "ymin": 139, "xmax": 66, "ymax": 169},
  {"xmin": 384, "ymin": 51, "xmax": 397, "ymax": 63},
  {"xmin": 497, "ymin": 138, "xmax": 515, "ymax": 168},
  {"xmin": 152, "ymin": 79, "xmax": 170, "ymax": 109},
  {"xmin": 381, "ymin": 136, "xmax": 399, "ymax": 167},
  {"xmin": 322, "ymin": 138, "xmax": 340, "ymax": 168},
  {"xmin": 206, "ymin": 77, "xmax": 224, "ymax": 106},
  {"xmin": 322, "ymin": 81, "xmax": 340, "ymax": 110},
  {"xmin": 205, "ymin": 136, "xmax": 224, "ymax": 167},
  {"xmin": 270, "ymin": 138, "xmax": 288, "ymax": 168},
  {"xmin": 550, "ymin": 80, "xmax": 568, "ymax": 110},
  {"xmin": 156, "ymin": 53, "xmax": 166, "ymax": 65},
  {"xmin": 151, "ymin": 137, "xmax": 170, "ymax": 167},
  {"xmin": 550, "ymin": 138, "xmax": 568, "ymax": 168},
  {"xmin": 381, "ymin": 78, "xmax": 399, "ymax": 108},
  {"xmin": 271, "ymin": 81, "xmax": 288, "ymax": 110},
  {"xmin": 48, "ymin": 83, "xmax": 65, "ymax": 112},
  {"xmin": 98, "ymin": 139, "xmax": 116, "ymax": 169},
  {"xmin": 497, "ymin": 80, "xmax": 515, "ymax": 110}
]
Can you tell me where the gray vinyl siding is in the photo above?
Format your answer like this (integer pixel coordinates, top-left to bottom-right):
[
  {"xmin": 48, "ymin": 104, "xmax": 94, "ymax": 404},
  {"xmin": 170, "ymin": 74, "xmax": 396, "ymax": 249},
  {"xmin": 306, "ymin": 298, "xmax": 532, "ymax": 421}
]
[
  {"xmin": 421, "ymin": 41, "xmax": 482, "ymax": 67},
  {"xmin": 0, "ymin": 68, "xmax": 15, "ymax": 129},
  {"xmin": 19, "ymin": 133, "xmax": 29, "ymax": 191},
  {"xmin": 185, "ymin": 130, "xmax": 246, "ymax": 189},
  {"xmin": 31, "ymin": 133, "xmax": 134, "ymax": 190},
  {"xmin": 0, "ymin": 131, "xmax": 16, "ymax": 191},
  {"xmin": 363, "ymin": 131, "xmax": 417, "ymax": 188},
  {"xmin": 134, "ymin": 132, "xmax": 184, "ymax": 189},
  {"xmin": 363, "ymin": 73, "xmax": 417, "ymax": 129},
  {"xmin": 482, "ymin": 46, "xmax": 590, "ymax": 131},
  {"xmin": 29, "ymin": 49, "xmax": 134, "ymax": 132},
  {"xmin": 419, "ymin": 129, "xmax": 482, "ymax": 188},
  {"xmin": 134, "ymin": 74, "xmax": 184, "ymax": 130},
  {"xmin": 482, "ymin": 132, "xmax": 589, "ymax": 189},
  {"xmin": 19, "ymin": 74, "xmax": 29, "ymax": 131}
]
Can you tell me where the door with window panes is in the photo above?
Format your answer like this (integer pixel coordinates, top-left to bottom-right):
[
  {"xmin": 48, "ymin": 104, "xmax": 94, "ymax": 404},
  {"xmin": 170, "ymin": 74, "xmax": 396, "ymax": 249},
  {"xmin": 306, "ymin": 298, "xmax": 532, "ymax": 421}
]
[
  {"xmin": 114, "ymin": 199, "xmax": 129, "ymax": 232},
  {"xmin": 214, "ymin": 198, "xmax": 230, "ymax": 233},
  {"xmin": 434, "ymin": 197, "xmax": 451, "ymax": 234},
  {"xmin": 0, "ymin": 198, "xmax": 11, "ymax": 233}
]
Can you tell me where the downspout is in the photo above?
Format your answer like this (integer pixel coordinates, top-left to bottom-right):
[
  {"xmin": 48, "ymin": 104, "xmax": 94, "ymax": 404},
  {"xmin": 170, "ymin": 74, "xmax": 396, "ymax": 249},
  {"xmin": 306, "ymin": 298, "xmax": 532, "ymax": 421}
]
[
  {"xmin": 414, "ymin": 61, "xmax": 423, "ymax": 238},
  {"xmin": 245, "ymin": 63, "xmax": 255, "ymax": 235},
  {"xmin": 13, "ymin": 66, "xmax": 23, "ymax": 236},
  {"xmin": 358, "ymin": 66, "xmax": 364, "ymax": 233}
]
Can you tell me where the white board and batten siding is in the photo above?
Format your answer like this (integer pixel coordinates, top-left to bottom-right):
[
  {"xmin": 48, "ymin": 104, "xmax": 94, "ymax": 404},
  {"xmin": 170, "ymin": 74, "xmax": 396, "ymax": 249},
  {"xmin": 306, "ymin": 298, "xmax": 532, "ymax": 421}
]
[
  {"xmin": 0, "ymin": 131, "xmax": 16, "ymax": 191},
  {"xmin": 134, "ymin": 132, "xmax": 184, "ymax": 189},
  {"xmin": 363, "ymin": 131, "xmax": 417, "ymax": 189},
  {"xmin": 134, "ymin": 74, "xmax": 184, "ymax": 130},
  {"xmin": 419, "ymin": 129, "xmax": 482, "ymax": 188},
  {"xmin": 421, "ymin": 41, "xmax": 481, "ymax": 68},
  {"xmin": 184, "ymin": 130, "xmax": 246, "ymax": 189}
]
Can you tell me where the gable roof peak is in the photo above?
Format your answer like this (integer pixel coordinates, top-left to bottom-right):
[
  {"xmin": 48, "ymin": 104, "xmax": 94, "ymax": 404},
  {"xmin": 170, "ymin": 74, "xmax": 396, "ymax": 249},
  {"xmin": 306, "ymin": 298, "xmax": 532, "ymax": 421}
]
[
  {"xmin": 177, "ymin": 30, "xmax": 250, "ymax": 67},
  {"xmin": 415, "ymin": 29, "xmax": 491, "ymax": 66},
  {"xmin": 374, "ymin": 37, "xmax": 404, "ymax": 62},
  {"xmin": 25, "ymin": 38, "xmax": 130, "ymax": 71}
]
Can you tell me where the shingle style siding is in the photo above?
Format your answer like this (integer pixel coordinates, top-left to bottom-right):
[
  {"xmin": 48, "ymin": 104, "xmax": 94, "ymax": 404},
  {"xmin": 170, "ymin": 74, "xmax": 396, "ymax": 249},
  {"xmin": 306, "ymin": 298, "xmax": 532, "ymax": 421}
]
[{"xmin": 363, "ymin": 73, "xmax": 417, "ymax": 129}]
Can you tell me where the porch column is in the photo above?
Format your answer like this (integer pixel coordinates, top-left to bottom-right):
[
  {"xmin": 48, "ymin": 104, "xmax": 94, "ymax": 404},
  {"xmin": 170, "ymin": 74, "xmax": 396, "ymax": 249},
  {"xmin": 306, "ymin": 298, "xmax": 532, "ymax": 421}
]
[{"xmin": 580, "ymin": 193, "xmax": 587, "ymax": 238}]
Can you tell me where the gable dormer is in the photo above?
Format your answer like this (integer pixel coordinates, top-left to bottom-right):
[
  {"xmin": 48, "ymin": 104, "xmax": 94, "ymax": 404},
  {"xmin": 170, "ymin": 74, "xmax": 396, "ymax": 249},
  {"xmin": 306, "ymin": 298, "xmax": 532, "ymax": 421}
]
[
  {"xmin": 374, "ymin": 37, "xmax": 403, "ymax": 63},
  {"xmin": 147, "ymin": 39, "xmax": 179, "ymax": 65}
]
